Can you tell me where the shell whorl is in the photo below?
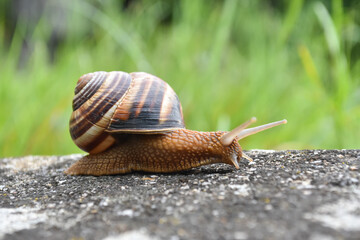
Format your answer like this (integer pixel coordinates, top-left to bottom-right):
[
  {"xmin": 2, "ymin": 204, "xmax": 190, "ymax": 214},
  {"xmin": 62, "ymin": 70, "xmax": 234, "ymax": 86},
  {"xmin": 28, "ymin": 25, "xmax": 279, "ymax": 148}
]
[{"xmin": 70, "ymin": 71, "xmax": 185, "ymax": 154}]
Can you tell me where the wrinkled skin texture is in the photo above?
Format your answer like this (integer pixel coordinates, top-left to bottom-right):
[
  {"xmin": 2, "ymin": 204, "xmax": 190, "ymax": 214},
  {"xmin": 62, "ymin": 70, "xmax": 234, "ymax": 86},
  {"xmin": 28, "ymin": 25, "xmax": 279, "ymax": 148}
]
[{"xmin": 65, "ymin": 129, "xmax": 243, "ymax": 176}]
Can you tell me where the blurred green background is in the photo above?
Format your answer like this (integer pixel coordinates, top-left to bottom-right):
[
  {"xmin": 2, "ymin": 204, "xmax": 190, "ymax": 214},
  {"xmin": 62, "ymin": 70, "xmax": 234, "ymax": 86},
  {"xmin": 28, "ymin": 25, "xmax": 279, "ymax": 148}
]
[{"xmin": 0, "ymin": 0, "xmax": 359, "ymax": 157}]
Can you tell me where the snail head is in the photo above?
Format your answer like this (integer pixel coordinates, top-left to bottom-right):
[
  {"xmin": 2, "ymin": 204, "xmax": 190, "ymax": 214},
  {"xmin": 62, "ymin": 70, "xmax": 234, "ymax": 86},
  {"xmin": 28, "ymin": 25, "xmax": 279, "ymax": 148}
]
[{"xmin": 220, "ymin": 117, "xmax": 287, "ymax": 167}]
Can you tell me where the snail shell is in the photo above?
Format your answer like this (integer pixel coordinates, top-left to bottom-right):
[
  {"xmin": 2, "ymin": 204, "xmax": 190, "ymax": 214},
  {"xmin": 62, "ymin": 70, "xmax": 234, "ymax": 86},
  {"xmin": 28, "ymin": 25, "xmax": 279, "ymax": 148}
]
[{"xmin": 69, "ymin": 71, "xmax": 185, "ymax": 154}]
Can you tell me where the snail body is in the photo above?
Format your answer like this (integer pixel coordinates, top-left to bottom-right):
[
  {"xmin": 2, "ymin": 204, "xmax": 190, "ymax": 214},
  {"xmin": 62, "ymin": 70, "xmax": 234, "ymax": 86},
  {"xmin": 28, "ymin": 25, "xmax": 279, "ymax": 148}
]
[
  {"xmin": 66, "ymin": 71, "xmax": 286, "ymax": 176},
  {"xmin": 65, "ymin": 130, "xmax": 241, "ymax": 175}
]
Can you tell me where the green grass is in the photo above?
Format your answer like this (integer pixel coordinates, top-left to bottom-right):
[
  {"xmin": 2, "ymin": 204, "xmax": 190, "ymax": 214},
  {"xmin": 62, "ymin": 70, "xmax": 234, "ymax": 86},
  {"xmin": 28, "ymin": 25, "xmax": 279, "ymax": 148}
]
[{"xmin": 0, "ymin": 0, "xmax": 359, "ymax": 157}]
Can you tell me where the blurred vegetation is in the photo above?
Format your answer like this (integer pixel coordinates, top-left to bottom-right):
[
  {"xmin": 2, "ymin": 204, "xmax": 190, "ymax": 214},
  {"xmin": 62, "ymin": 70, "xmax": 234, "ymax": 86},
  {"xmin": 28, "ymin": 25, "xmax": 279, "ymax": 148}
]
[{"xmin": 0, "ymin": 0, "xmax": 359, "ymax": 157}]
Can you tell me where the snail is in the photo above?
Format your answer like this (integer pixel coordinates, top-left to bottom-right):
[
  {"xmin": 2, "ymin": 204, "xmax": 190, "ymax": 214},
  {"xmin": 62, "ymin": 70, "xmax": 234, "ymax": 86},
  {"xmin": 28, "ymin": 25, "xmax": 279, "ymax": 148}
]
[{"xmin": 66, "ymin": 71, "xmax": 287, "ymax": 176}]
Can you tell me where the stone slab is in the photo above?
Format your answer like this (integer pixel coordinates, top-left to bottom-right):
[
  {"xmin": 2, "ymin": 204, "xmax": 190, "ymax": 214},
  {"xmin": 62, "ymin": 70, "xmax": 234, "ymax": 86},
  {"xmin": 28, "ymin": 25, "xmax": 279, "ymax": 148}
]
[{"xmin": 0, "ymin": 150, "xmax": 359, "ymax": 240}]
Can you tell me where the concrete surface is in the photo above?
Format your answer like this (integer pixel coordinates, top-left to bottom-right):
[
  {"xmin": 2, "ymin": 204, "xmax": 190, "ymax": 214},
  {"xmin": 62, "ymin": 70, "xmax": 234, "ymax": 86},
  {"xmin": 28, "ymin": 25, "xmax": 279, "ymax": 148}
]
[{"xmin": 0, "ymin": 150, "xmax": 359, "ymax": 240}]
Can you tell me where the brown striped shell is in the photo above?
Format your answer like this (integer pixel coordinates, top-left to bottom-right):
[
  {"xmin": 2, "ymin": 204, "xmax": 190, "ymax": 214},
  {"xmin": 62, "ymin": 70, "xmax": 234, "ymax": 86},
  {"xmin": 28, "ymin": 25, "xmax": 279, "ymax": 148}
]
[{"xmin": 69, "ymin": 71, "xmax": 185, "ymax": 154}]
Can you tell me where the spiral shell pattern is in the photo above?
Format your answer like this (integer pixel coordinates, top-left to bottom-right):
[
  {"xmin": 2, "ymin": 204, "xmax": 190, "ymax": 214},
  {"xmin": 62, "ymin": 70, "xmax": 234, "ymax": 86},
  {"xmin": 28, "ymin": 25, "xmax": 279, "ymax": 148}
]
[{"xmin": 70, "ymin": 71, "xmax": 185, "ymax": 154}]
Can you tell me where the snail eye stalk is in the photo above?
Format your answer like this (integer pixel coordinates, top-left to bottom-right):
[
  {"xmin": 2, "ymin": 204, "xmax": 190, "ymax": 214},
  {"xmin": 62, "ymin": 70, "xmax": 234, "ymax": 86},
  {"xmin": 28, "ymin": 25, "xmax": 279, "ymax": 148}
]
[
  {"xmin": 220, "ymin": 117, "xmax": 256, "ymax": 146},
  {"xmin": 220, "ymin": 118, "xmax": 287, "ymax": 146},
  {"xmin": 236, "ymin": 119, "xmax": 287, "ymax": 140}
]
